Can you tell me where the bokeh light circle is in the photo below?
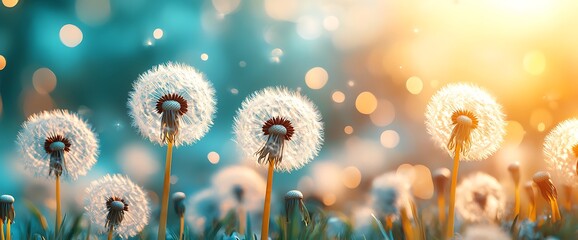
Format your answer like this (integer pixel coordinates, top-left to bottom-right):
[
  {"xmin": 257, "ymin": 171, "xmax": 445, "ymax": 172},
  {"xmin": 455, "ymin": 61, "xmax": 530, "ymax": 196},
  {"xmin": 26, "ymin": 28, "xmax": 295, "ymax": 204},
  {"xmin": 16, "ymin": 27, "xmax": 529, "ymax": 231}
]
[
  {"xmin": 355, "ymin": 92, "xmax": 377, "ymax": 114},
  {"xmin": 60, "ymin": 24, "xmax": 83, "ymax": 47},
  {"xmin": 305, "ymin": 67, "xmax": 329, "ymax": 89}
]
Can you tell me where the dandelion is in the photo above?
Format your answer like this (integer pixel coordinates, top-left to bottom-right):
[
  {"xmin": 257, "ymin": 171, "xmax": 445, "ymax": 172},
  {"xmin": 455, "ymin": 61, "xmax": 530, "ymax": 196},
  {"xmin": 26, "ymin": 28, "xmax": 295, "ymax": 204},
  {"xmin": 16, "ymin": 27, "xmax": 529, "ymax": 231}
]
[
  {"xmin": 17, "ymin": 110, "xmax": 99, "ymax": 235},
  {"xmin": 211, "ymin": 166, "xmax": 265, "ymax": 235},
  {"xmin": 370, "ymin": 172, "xmax": 413, "ymax": 230},
  {"xmin": 0, "ymin": 195, "xmax": 15, "ymax": 240},
  {"xmin": 84, "ymin": 174, "xmax": 150, "ymax": 239},
  {"xmin": 233, "ymin": 87, "xmax": 323, "ymax": 239},
  {"xmin": 172, "ymin": 192, "xmax": 186, "ymax": 240},
  {"xmin": 524, "ymin": 181, "xmax": 537, "ymax": 221},
  {"xmin": 543, "ymin": 119, "xmax": 578, "ymax": 210},
  {"xmin": 128, "ymin": 62, "xmax": 216, "ymax": 240},
  {"xmin": 532, "ymin": 171, "xmax": 561, "ymax": 222},
  {"xmin": 284, "ymin": 190, "xmax": 310, "ymax": 225},
  {"xmin": 186, "ymin": 189, "xmax": 220, "ymax": 233},
  {"xmin": 425, "ymin": 83, "xmax": 506, "ymax": 238},
  {"xmin": 432, "ymin": 168, "xmax": 450, "ymax": 223},
  {"xmin": 508, "ymin": 162, "xmax": 521, "ymax": 217},
  {"xmin": 455, "ymin": 172, "xmax": 506, "ymax": 223}
]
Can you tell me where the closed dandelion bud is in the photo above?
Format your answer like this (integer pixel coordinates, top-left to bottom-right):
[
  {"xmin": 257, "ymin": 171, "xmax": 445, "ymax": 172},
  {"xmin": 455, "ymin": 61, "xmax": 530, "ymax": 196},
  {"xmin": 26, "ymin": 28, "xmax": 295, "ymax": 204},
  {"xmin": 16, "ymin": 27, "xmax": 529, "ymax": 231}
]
[
  {"xmin": 172, "ymin": 192, "xmax": 186, "ymax": 218},
  {"xmin": 284, "ymin": 190, "xmax": 310, "ymax": 225},
  {"xmin": 433, "ymin": 168, "xmax": 451, "ymax": 194},
  {"xmin": 508, "ymin": 162, "xmax": 520, "ymax": 184},
  {"xmin": 0, "ymin": 195, "xmax": 15, "ymax": 224},
  {"xmin": 532, "ymin": 172, "xmax": 557, "ymax": 202}
]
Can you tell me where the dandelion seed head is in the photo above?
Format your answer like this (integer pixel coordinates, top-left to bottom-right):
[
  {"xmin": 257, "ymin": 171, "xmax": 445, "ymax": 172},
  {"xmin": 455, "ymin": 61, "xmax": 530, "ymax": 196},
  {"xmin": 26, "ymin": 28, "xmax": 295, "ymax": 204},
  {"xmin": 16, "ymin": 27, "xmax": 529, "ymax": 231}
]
[
  {"xmin": 128, "ymin": 62, "xmax": 216, "ymax": 146},
  {"xmin": 84, "ymin": 174, "xmax": 150, "ymax": 238},
  {"xmin": 234, "ymin": 87, "xmax": 324, "ymax": 172},
  {"xmin": 370, "ymin": 172, "xmax": 413, "ymax": 216},
  {"xmin": 463, "ymin": 224, "xmax": 509, "ymax": 240},
  {"xmin": 455, "ymin": 172, "xmax": 506, "ymax": 223},
  {"xmin": 186, "ymin": 188, "xmax": 220, "ymax": 233},
  {"xmin": 543, "ymin": 119, "xmax": 578, "ymax": 187},
  {"xmin": 425, "ymin": 83, "xmax": 506, "ymax": 161},
  {"xmin": 17, "ymin": 110, "xmax": 99, "ymax": 180},
  {"xmin": 211, "ymin": 166, "xmax": 265, "ymax": 213}
]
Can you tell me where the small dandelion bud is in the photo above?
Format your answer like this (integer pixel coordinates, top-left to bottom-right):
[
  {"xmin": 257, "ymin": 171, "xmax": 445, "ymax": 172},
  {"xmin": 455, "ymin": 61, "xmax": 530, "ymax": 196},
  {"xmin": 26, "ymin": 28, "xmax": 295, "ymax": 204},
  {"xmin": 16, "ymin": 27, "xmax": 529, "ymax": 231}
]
[
  {"xmin": 532, "ymin": 171, "xmax": 561, "ymax": 222},
  {"xmin": 0, "ymin": 195, "xmax": 15, "ymax": 224},
  {"xmin": 433, "ymin": 168, "xmax": 451, "ymax": 194},
  {"xmin": 172, "ymin": 192, "xmax": 186, "ymax": 218},
  {"xmin": 284, "ymin": 190, "xmax": 310, "ymax": 225},
  {"xmin": 508, "ymin": 162, "xmax": 520, "ymax": 184}
]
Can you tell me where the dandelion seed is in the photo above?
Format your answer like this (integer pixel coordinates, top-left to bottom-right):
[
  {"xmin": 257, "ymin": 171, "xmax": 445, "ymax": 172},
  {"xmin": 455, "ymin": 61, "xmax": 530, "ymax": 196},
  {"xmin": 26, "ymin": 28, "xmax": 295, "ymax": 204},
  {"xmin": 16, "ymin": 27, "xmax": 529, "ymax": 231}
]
[
  {"xmin": 0, "ymin": 195, "xmax": 15, "ymax": 240},
  {"xmin": 455, "ymin": 172, "xmax": 506, "ymax": 223},
  {"xmin": 128, "ymin": 62, "xmax": 216, "ymax": 240},
  {"xmin": 17, "ymin": 109, "xmax": 99, "ymax": 235},
  {"xmin": 233, "ymin": 87, "xmax": 323, "ymax": 239},
  {"xmin": 85, "ymin": 174, "xmax": 150, "ymax": 239},
  {"xmin": 425, "ymin": 83, "xmax": 505, "ymax": 238},
  {"xmin": 543, "ymin": 119, "xmax": 578, "ymax": 210},
  {"xmin": 532, "ymin": 171, "xmax": 561, "ymax": 222}
]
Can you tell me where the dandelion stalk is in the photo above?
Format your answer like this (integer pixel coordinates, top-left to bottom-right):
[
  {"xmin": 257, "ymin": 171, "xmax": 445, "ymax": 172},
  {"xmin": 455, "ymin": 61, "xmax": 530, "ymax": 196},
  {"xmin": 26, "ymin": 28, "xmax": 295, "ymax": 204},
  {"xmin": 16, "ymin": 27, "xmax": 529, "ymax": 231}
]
[
  {"xmin": 172, "ymin": 192, "xmax": 186, "ymax": 240},
  {"xmin": 533, "ymin": 172, "xmax": 561, "ymax": 222},
  {"xmin": 107, "ymin": 228, "xmax": 114, "ymax": 240},
  {"xmin": 5, "ymin": 222, "xmax": 9, "ymax": 240},
  {"xmin": 508, "ymin": 162, "xmax": 521, "ymax": 217},
  {"xmin": 179, "ymin": 215, "xmax": 184, "ymax": 240},
  {"xmin": 433, "ymin": 168, "xmax": 450, "ymax": 223},
  {"xmin": 55, "ymin": 175, "xmax": 61, "ymax": 236},
  {"xmin": 400, "ymin": 207, "xmax": 413, "ymax": 240},
  {"xmin": 524, "ymin": 181, "xmax": 536, "ymax": 221},
  {"xmin": 0, "ymin": 221, "xmax": 4, "ymax": 240},
  {"xmin": 261, "ymin": 161, "xmax": 275, "ymax": 239},
  {"xmin": 0, "ymin": 195, "xmax": 15, "ymax": 240},
  {"xmin": 158, "ymin": 141, "xmax": 174, "ymax": 240},
  {"xmin": 446, "ymin": 143, "xmax": 461, "ymax": 238}
]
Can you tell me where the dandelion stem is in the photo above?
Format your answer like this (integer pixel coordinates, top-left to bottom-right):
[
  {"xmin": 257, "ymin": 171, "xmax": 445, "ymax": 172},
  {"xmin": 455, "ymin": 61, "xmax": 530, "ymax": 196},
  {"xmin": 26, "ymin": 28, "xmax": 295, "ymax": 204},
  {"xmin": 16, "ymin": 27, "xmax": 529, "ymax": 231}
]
[
  {"xmin": 514, "ymin": 182, "xmax": 520, "ymax": 217},
  {"xmin": 179, "ymin": 215, "xmax": 184, "ymax": 240},
  {"xmin": 563, "ymin": 185, "xmax": 572, "ymax": 211},
  {"xmin": 260, "ymin": 161, "xmax": 275, "ymax": 240},
  {"xmin": 238, "ymin": 206, "xmax": 246, "ymax": 235},
  {"xmin": 107, "ymin": 227, "xmax": 113, "ymax": 240},
  {"xmin": 437, "ymin": 192, "xmax": 445, "ymax": 223},
  {"xmin": 55, "ymin": 174, "xmax": 62, "ymax": 237},
  {"xmin": 0, "ymin": 221, "xmax": 4, "ymax": 240},
  {"xmin": 400, "ymin": 207, "xmax": 413, "ymax": 240},
  {"xmin": 529, "ymin": 190, "xmax": 536, "ymax": 222},
  {"xmin": 158, "ymin": 141, "xmax": 174, "ymax": 240},
  {"xmin": 5, "ymin": 221, "xmax": 9, "ymax": 240},
  {"xmin": 446, "ymin": 143, "xmax": 461, "ymax": 239},
  {"xmin": 550, "ymin": 198, "xmax": 561, "ymax": 222}
]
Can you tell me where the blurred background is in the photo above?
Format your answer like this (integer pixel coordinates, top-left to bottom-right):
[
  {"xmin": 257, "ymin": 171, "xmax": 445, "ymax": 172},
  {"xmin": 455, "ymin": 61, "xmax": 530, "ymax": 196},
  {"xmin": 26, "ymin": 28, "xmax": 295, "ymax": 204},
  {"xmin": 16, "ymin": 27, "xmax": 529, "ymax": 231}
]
[{"xmin": 1, "ymin": 0, "xmax": 578, "ymax": 234}]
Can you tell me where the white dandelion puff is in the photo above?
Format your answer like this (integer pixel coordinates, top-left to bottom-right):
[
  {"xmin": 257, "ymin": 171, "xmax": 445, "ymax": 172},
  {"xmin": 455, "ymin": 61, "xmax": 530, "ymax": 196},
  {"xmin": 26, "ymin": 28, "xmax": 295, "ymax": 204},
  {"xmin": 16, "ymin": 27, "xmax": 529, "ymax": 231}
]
[
  {"xmin": 370, "ymin": 172, "xmax": 413, "ymax": 217},
  {"xmin": 84, "ymin": 174, "xmax": 150, "ymax": 238},
  {"xmin": 425, "ymin": 83, "xmax": 506, "ymax": 161},
  {"xmin": 233, "ymin": 87, "xmax": 324, "ymax": 172},
  {"xmin": 463, "ymin": 224, "xmax": 509, "ymax": 240},
  {"xmin": 17, "ymin": 110, "xmax": 99, "ymax": 180},
  {"xmin": 455, "ymin": 172, "xmax": 506, "ymax": 223},
  {"xmin": 128, "ymin": 62, "xmax": 216, "ymax": 146},
  {"xmin": 543, "ymin": 119, "xmax": 578, "ymax": 187},
  {"xmin": 211, "ymin": 166, "xmax": 266, "ymax": 213},
  {"xmin": 186, "ymin": 188, "xmax": 221, "ymax": 233}
]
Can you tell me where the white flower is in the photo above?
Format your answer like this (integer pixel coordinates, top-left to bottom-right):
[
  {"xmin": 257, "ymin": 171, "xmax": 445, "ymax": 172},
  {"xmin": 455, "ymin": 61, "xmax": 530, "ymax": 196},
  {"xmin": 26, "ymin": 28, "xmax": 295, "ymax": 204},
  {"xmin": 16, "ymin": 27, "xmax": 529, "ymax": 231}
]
[
  {"xmin": 17, "ymin": 110, "xmax": 99, "ymax": 180},
  {"xmin": 233, "ymin": 87, "xmax": 324, "ymax": 172},
  {"xmin": 425, "ymin": 83, "xmax": 506, "ymax": 161},
  {"xmin": 370, "ymin": 172, "xmax": 413, "ymax": 216},
  {"xmin": 211, "ymin": 165, "xmax": 266, "ymax": 214},
  {"xmin": 84, "ymin": 174, "xmax": 150, "ymax": 238},
  {"xmin": 128, "ymin": 62, "xmax": 216, "ymax": 146},
  {"xmin": 455, "ymin": 172, "xmax": 506, "ymax": 223},
  {"xmin": 543, "ymin": 119, "xmax": 578, "ymax": 187}
]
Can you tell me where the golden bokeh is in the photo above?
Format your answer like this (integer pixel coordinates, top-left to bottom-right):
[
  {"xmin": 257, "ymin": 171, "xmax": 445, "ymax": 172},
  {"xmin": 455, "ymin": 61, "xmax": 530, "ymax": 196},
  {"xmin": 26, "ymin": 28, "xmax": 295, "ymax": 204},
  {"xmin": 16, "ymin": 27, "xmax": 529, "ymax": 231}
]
[
  {"xmin": 201, "ymin": 53, "xmax": 209, "ymax": 61},
  {"xmin": 342, "ymin": 166, "xmax": 362, "ymax": 189},
  {"xmin": 369, "ymin": 99, "xmax": 395, "ymax": 127},
  {"xmin": 529, "ymin": 108, "xmax": 553, "ymax": 132},
  {"xmin": 207, "ymin": 151, "xmax": 220, "ymax": 164},
  {"xmin": 343, "ymin": 125, "xmax": 353, "ymax": 135},
  {"xmin": 412, "ymin": 165, "xmax": 433, "ymax": 200},
  {"xmin": 305, "ymin": 67, "xmax": 329, "ymax": 89},
  {"xmin": 503, "ymin": 121, "xmax": 526, "ymax": 147},
  {"xmin": 59, "ymin": 24, "xmax": 83, "ymax": 48},
  {"xmin": 523, "ymin": 50, "xmax": 546, "ymax": 75},
  {"xmin": 406, "ymin": 76, "xmax": 423, "ymax": 95},
  {"xmin": 32, "ymin": 68, "xmax": 57, "ymax": 95},
  {"xmin": 2, "ymin": 0, "xmax": 18, "ymax": 8},
  {"xmin": 380, "ymin": 130, "xmax": 400, "ymax": 148},
  {"xmin": 322, "ymin": 193, "xmax": 337, "ymax": 206},
  {"xmin": 355, "ymin": 91, "xmax": 377, "ymax": 114},
  {"xmin": 153, "ymin": 28, "xmax": 164, "ymax": 39},
  {"xmin": 332, "ymin": 91, "xmax": 345, "ymax": 103},
  {"xmin": 0, "ymin": 55, "xmax": 6, "ymax": 70}
]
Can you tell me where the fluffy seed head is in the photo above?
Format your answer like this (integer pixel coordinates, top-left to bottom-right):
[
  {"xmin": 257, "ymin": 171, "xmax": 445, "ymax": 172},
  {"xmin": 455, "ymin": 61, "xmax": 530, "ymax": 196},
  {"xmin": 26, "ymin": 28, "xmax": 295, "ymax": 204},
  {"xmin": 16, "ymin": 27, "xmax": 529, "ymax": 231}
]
[
  {"xmin": 85, "ymin": 174, "xmax": 150, "ymax": 238},
  {"xmin": 543, "ymin": 119, "xmax": 578, "ymax": 187},
  {"xmin": 370, "ymin": 172, "xmax": 413, "ymax": 216},
  {"xmin": 186, "ymin": 189, "xmax": 220, "ymax": 233},
  {"xmin": 17, "ymin": 110, "xmax": 99, "ymax": 180},
  {"xmin": 211, "ymin": 166, "xmax": 266, "ymax": 213},
  {"xmin": 455, "ymin": 172, "xmax": 506, "ymax": 223},
  {"xmin": 128, "ymin": 62, "xmax": 216, "ymax": 147},
  {"xmin": 233, "ymin": 87, "xmax": 324, "ymax": 172},
  {"xmin": 425, "ymin": 83, "xmax": 506, "ymax": 161}
]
